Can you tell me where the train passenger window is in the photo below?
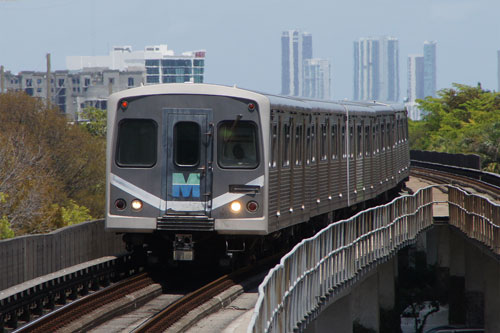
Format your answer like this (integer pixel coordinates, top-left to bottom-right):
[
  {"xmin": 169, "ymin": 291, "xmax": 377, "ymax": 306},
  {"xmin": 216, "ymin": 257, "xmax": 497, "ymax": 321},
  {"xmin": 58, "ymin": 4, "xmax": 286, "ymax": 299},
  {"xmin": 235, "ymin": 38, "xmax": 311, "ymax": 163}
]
[
  {"xmin": 306, "ymin": 127, "xmax": 311, "ymax": 164},
  {"xmin": 270, "ymin": 123, "xmax": 278, "ymax": 168},
  {"xmin": 295, "ymin": 124, "xmax": 303, "ymax": 166},
  {"xmin": 282, "ymin": 123, "xmax": 290, "ymax": 167},
  {"xmin": 341, "ymin": 125, "xmax": 346, "ymax": 159},
  {"xmin": 311, "ymin": 123, "xmax": 317, "ymax": 164},
  {"xmin": 365, "ymin": 125, "xmax": 371, "ymax": 157},
  {"xmin": 357, "ymin": 124, "xmax": 362, "ymax": 157},
  {"xmin": 320, "ymin": 123, "xmax": 327, "ymax": 161},
  {"xmin": 331, "ymin": 123, "xmax": 338, "ymax": 160},
  {"xmin": 218, "ymin": 121, "xmax": 258, "ymax": 168},
  {"xmin": 349, "ymin": 125, "xmax": 354, "ymax": 159},
  {"xmin": 116, "ymin": 119, "xmax": 157, "ymax": 167},
  {"xmin": 174, "ymin": 121, "xmax": 200, "ymax": 167},
  {"xmin": 381, "ymin": 123, "xmax": 385, "ymax": 151}
]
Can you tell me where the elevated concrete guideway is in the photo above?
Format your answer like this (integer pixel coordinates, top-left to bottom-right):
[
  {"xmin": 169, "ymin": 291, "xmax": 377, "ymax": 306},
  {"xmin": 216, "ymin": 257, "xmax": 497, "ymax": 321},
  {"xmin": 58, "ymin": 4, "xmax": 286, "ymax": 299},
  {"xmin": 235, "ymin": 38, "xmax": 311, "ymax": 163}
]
[{"xmin": 249, "ymin": 178, "xmax": 500, "ymax": 333}]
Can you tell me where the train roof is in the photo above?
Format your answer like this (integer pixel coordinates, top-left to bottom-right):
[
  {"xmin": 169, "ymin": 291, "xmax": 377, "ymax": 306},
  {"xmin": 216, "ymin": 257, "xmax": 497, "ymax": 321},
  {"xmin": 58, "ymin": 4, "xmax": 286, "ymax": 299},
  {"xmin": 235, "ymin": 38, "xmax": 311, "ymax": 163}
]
[{"xmin": 107, "ymin": 83, "xmax": 406, "ymax": 115}]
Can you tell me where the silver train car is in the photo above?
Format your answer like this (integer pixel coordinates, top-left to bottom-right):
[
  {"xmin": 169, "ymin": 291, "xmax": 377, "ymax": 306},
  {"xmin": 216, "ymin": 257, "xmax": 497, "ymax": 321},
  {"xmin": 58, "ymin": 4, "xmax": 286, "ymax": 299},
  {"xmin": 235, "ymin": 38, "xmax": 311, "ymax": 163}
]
[{"xmin": 106, "ymin": 83, "xmax": 410, "ymax": 265}]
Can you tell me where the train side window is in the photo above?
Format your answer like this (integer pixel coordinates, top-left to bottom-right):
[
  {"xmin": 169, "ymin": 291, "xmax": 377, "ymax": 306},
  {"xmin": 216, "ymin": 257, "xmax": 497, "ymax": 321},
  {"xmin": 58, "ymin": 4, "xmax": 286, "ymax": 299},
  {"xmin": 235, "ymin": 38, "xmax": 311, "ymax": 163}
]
[
  {"xmin": 320, "ymin": 123, "xmax": 327, "ymax": 161},
  {"xmin": 341, "ymin": 125, "xmax": 346, "ymax": 159},
  {"xmin": 331, "ymin": 123, "xmax": 338, "ymax": 160},
  {"xmin": 381, "ymin": 123, "xmax": 385, "ymax": 151},
  {"xmin": 295, "ymin": 124, "xmax": 303, "ymax": 166},
  {"xmin": 218, "ymin": 121, "xmax": 259, "ymax": 168},
  {"xmin": 116, "ymin": 119, "xmax": 157, "ymax": 167},
  {"xmin": 349, "ymin": 124, "xmax": 354, "ymax": 159},
  {"xmin": 311, "ymin": 122, "xmax": 317, "ymax": 163},
  {"xmin": 357, "ymin": 124, "xmax": 362, "ymax": 157},
  {"xmin": 270, "ymin": 123, "xmax": 278, "ymax": 168},
  {"xmin": 174, "ymin": 121, "xmax": 200, "ymax": 167},
  {"xmin": 396, "ymin": 119, "xmax": 401, "ymax": 145},
  {"xmin": 282, "ymin": 122, "xmax": 290, "ymax": 167},
  {"xmin": 306, "ymin": 126, "xmax": 311, "ymax": 165},
  {"xmin": 365, "ymin": 125, "xmax": 370, "ymax": 157}
]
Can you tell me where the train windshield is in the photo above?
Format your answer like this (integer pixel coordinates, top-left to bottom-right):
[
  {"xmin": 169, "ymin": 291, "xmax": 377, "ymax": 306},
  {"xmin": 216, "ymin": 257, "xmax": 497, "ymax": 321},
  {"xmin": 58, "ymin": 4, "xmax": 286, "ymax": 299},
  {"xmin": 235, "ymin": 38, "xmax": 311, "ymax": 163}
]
[
  {"xmin": 218, "ymin": 121, "xmax": 258, "ymax": 168},
  {"xmin": 116, "ymin": 119, "xmax": 158, "ymax": 167},
  {"xmin": 174, "ymin": 121, "xmax": 200, "ymax": 167}
]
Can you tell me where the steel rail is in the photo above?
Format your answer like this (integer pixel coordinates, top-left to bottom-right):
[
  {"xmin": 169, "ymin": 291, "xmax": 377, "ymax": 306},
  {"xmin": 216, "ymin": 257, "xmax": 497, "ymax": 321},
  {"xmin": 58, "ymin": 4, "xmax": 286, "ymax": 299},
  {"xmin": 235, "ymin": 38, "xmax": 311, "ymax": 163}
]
[
  {"xmin": 411, "ymin": 165, "xmax": 500, "ymax": 198},
  {"xmin": 134, "ymin": 255, "xmax": 282, "ymax": 333},
  {"xmin": 15, "ymin": 272, "xmax": 153, "ymax": 333}
]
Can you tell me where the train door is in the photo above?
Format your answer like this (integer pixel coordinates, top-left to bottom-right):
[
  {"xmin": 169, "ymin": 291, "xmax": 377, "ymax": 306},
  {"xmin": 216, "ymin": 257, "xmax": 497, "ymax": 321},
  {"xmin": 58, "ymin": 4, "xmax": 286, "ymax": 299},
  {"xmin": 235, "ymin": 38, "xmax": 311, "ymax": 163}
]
[{"xmin": 164, "ymin": 109, "xmax": 213, "ymax": 216}]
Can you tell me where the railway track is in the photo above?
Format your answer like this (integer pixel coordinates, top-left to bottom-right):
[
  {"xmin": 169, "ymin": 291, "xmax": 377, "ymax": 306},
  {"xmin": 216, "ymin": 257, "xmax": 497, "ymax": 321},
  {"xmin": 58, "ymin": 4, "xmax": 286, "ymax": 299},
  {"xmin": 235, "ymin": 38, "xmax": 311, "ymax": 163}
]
[
  {"xmin": 15, "ymin": 272, "xmax": 156, "ymax": 332},
  {"xmin": 132, "ymin": 255, "xmax": 282, "ymax": 333},
  {"xmin": 410, "ymin": 165, "xmax": 500, "ymax": 199}
]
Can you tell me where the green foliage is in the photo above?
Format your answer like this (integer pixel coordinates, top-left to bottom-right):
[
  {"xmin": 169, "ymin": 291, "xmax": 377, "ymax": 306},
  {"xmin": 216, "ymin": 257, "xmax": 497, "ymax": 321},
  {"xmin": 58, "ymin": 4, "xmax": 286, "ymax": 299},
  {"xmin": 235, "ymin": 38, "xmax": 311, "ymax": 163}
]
[
  {"xmin": 0, "ymin": 92, "xmax": 106, "ymax": 236},
  {"xmin": 54, "ymin": 200, "xmax": 93, "ymax": 226},
  {"xmin": 0, "ymin": 216, "xmax": 14, "ymax": 239},
  {"xmin": 79, "ymin": 106, "xmax": 107, "ymax": 137},
  {"xmin": 0, "ymin": 192, "xmax": 14, "ymax": 239},
  {"xmin": 410, "ymin": 83, "xmax": 500, "ymax": 172}
]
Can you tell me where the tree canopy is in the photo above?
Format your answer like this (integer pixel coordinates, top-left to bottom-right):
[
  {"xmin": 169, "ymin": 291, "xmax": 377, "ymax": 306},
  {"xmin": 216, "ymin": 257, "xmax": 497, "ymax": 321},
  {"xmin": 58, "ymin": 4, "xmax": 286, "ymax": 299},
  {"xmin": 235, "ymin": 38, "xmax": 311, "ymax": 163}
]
[
  {"xmin": 0, "ymin": 92, "xmax": 106, "ymax": 238},
  {"xmin": 410, "ymin": 83, "xmax": 500, "ymax": 173}
]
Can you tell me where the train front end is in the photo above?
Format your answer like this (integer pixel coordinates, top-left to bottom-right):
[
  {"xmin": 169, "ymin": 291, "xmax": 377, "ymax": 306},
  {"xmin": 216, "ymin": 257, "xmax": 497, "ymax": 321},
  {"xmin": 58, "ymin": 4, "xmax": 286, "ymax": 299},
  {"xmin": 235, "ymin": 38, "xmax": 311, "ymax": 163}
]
[{"xmin": 105, "ymin": 84, "xmax": 270, "ymax": 264}]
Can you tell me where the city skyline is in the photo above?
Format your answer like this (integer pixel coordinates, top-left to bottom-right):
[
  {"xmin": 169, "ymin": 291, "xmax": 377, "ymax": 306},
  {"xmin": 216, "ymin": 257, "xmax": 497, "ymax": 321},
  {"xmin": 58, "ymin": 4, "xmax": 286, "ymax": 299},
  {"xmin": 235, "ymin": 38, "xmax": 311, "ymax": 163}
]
[{"xmin": 1, "ymin": 0, "xmax": 500, "ymax": 101}]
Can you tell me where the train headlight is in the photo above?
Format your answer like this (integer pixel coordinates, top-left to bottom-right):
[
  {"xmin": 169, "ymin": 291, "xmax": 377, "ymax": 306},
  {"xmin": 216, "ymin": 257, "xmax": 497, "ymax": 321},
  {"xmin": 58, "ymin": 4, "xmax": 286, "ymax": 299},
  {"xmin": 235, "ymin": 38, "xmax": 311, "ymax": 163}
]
[
  {"xmin": 230, "ymin": 201, "xmax": 242, "ymax": 213},
  {"xmin": 131, "ymin": 199, "xmax": 143, "ymax": 212}
]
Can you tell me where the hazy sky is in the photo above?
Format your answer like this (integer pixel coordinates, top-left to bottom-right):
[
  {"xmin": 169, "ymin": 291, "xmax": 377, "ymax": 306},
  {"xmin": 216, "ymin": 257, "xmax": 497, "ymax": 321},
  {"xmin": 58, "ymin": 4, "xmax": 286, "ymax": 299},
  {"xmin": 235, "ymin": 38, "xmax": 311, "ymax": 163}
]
[{"xmin": 1, "ymin": 0, "xmax": 500, "ymax": 100}]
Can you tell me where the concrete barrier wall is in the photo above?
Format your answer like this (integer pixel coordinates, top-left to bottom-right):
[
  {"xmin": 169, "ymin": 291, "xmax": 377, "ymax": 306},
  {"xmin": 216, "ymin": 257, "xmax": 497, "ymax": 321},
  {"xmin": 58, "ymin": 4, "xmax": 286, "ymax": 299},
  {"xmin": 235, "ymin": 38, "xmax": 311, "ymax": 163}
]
[{"xmin": 0, "ymin": 219, "xmax": 125, "ymax": 290}]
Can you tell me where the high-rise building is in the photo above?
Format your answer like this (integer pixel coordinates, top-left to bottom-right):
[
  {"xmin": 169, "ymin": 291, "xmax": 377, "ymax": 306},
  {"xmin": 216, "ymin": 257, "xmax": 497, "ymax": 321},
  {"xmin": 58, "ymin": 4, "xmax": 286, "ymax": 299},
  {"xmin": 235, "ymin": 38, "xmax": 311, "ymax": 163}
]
[
  {"xmin": 423, "ymin": 41, "xmax": 437, "ymax": 98},
  {"xmin": 303, "ymin": 58, "xmax": 331, "ymax": 100},
  {"xmin": 353, "ymin": 36, "xmax": 399, "ymax": 102},
  {"xmin": 353, "ymin": 38, "xmax": 380, "ymax": 101},
  {"xmin": 405, "ymin": 41, "xmax": 437, "ymax": 120},
  {"xmin": 407, "ymin": 55, "xmax": 424, "ymax": 120},
  {"xmin": 281, "ymin": 30, "xmax": 313, "ymax": 96}
]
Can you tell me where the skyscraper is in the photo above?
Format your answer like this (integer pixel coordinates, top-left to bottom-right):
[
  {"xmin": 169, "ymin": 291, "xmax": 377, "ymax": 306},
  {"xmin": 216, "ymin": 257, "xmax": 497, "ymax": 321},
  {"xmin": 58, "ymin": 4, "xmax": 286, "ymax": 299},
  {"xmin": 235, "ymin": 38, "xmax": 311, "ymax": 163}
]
[
  {"xmin": 303, "ymin": 58, "xmax": 331, "ymax": 100},
  {"xmin": 281, "ymin": 30, "xmax": 313, "ymax": 96},
  {"xmin": 353, "ymin": 36, "xmax": 399, "ymax": 102},
  {"xmin": 406, "ymin": 41, "xmax": 437, "ymax": 120},
  {"xmin": 407, "ymin": 54, "xmax": 424, "ymax": 120},
  {"xmin": 423, "ymin": 41, "xmax": 437, "ymax": 98}
]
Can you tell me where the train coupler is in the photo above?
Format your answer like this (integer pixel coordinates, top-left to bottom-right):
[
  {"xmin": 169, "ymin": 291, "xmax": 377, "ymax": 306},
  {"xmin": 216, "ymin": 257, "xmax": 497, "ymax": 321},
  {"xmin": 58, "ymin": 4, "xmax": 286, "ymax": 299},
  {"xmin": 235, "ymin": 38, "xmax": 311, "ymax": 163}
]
[{"xmin": 173, "ymin": 234, "xmax": 194, "ymax": 261}]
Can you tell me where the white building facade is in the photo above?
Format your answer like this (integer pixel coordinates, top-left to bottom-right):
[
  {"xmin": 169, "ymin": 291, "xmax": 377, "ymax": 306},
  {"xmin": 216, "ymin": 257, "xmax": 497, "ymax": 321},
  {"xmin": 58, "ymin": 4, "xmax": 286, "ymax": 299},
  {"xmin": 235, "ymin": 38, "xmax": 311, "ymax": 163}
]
[
  {"xmin": 354, "ymin": 36, "xmax": 399, "ymax": 102},
  {"xmin": 303, "ymin": 58, "xmax": 331, "ymax": 100},
  {"xmin": 281, "ymin": 30, "xmax": 313, "ymax": 97},
  {"xmin": 67, "ymin": 44, "xmax": 205, "ymax": 85}
]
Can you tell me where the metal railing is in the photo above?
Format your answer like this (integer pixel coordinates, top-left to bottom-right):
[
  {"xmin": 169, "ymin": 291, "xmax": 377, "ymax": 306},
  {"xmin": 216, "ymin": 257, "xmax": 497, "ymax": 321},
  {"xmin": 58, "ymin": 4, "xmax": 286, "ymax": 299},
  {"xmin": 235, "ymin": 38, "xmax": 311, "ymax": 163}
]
[
  {"xmin": 449, "ymin": 186, "xmax": 500, "ymax": 254},
  {"xmin": 249, "ymin": 185, "xmax": 500, "ymax": 333},
  {"xmin": 248, "ymin": 187, "xmax": 434, "ymax": 333}
]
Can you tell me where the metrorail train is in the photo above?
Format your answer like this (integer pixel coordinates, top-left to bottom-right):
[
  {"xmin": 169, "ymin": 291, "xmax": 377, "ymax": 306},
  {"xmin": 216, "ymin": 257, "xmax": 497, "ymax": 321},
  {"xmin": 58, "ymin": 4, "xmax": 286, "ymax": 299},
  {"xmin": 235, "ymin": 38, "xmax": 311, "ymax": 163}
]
[{"xmin": 105, "ymin": 83, "xmax": 410, "ymax": 266}]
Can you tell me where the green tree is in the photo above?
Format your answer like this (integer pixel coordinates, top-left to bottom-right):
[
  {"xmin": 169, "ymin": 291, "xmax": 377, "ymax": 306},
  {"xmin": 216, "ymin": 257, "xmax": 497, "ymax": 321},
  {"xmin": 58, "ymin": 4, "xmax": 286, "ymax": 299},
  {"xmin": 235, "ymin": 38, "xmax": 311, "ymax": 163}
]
[
  {"xmin": 0, "ymin": 193, "xmax": 14, "ymax": 239},
  {"xmin": 0, "ymin": 92, "xmax": 106, "ymax": 236},
  {"xmin": 411, "ymin": 83, "xmax": 500, "ymax": 172},
  {"xmin": 79, "ymin": 106, "xmax": 107, "ymax": 137}
]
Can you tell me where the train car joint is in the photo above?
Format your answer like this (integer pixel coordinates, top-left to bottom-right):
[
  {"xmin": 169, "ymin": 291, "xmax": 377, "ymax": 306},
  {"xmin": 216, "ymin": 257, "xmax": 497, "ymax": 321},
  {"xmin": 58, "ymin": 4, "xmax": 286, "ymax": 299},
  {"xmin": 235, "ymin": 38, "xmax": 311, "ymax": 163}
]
[{"xmin": 173, "ymin": 234, "xmax": 194, "ymax": 261}]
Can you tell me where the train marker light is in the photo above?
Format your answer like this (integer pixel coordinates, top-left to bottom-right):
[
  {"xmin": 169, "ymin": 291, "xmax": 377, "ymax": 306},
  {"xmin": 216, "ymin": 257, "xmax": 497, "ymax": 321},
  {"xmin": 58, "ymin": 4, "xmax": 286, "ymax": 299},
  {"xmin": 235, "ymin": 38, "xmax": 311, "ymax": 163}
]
[
  {"xmin": 115, "ymin": 199, "xmax": 126, "ymax": 210},
  {"xmin": 247, "ymin": 201, "xmax": 259, "ymax": 213},
  {"xmin": 120, "ymin": 100, "xmax": 129, "ymax": 110},
  {"xmin": 131, "ymin": 199, "xmax": 143, "ymax": 211},
  {"xmin": 230, "ymin": 201, "xmax": 242, "ymax": 213},
  {"xmin": 248, "ymin": 103, "xmax": 256, "ymax": 111}
]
